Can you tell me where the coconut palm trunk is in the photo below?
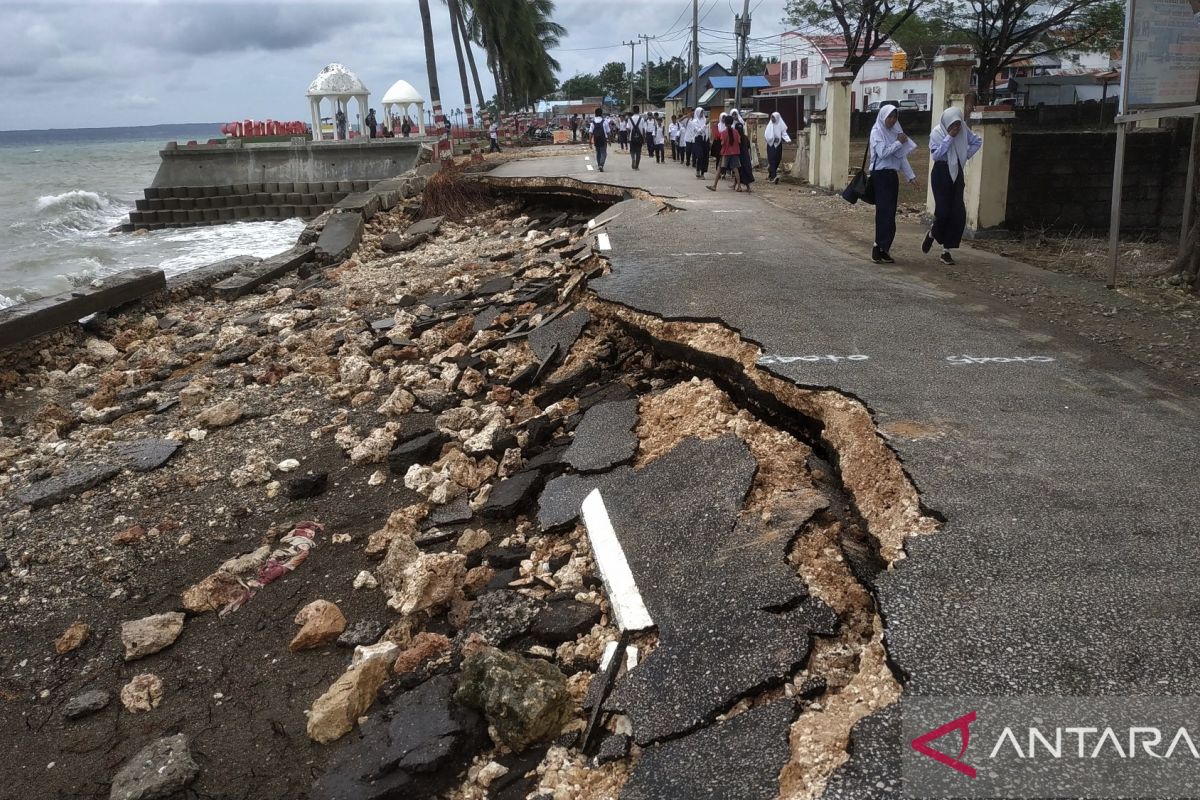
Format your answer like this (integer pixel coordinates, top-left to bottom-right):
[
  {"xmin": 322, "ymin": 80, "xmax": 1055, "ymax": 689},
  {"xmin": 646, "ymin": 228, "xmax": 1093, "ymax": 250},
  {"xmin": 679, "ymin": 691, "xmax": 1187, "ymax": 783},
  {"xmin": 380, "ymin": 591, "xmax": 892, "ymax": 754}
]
[
  {"xmin": 417, "ymin": 0, "xmax": 446, "ymax": 157},
  {"xmin": 446, "ymin": 0, "xmax": 475, "ymax": 128},
  {"xmin": 454, "ymin": 2, "xmax": 487, "ymax": 127}
]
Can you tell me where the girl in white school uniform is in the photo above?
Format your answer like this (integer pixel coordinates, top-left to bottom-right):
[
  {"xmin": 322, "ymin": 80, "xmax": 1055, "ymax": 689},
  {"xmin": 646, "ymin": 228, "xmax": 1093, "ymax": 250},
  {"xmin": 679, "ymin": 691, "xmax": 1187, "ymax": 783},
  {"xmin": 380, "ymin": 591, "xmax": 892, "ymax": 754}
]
[
  {"xmin": 868, "ymin": 104, "xmax": 917, "ymax": 264},
  {"xmin": 924, "ymin": 107, "xmax": 983, "ymax": 265}
]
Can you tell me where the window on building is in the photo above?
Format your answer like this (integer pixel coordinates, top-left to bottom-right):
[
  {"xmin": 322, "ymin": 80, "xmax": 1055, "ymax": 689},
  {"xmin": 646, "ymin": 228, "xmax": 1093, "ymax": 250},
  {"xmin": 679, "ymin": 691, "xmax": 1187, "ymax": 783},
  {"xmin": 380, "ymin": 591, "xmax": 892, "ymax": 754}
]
[
  {"xmin": 800, "ymin": 58, "xmax": 808, "ymax": 79},
  {"xmin": 790, "ymin": 60, "xmax": 797, "ymax": 81}
]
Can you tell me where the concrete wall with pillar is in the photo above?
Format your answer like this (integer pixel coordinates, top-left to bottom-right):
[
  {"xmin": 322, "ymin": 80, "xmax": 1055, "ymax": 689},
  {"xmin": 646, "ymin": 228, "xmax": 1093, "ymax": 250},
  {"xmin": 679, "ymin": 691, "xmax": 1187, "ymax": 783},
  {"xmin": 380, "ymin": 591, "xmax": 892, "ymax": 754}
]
[
  {"xmin": 927, "ymin": 46, "xmax": 976, "ymax": 213},
  {"xmin": 817, "ymin": 70, "xmax": 853, "ymax": 190},
  {"xmin": 806, "ymin": 111, "xmax": 825, "ymax": 185},
  {"xmin": 964, "ymin": 107, "xmax": 1015, "ymax": 235}
]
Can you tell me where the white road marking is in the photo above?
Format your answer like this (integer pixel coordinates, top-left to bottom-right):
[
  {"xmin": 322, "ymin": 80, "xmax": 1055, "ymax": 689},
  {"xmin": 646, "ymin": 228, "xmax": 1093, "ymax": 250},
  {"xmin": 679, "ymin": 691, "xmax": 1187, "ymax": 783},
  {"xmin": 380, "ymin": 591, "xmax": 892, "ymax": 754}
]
[
  {"xmin": 581, "ymin": 489, "xmax": 654, "ymax": 632},
  {"xmin": 711, "ymin": 209, "xmax": 752, "ymax": 213},
  {"xmin": 596, "ymin": 232, "xmax": 612, "ymax": 251},
  {"xmin": 599, "ymin": 641, "xmax": 640, "ymax": 672},
  {"xmin": 945, "ymin": 355, "xmax": 1056, "ymax": 364},
  {"xmin": 584, "ymin": 155, "xmax": 590, "ymax": 161},
  {"xmin": 759, "ymin": 355, "xmax": 870, "ymax": 365},
  {"xmin": 669, "ymin": 251, "xmax": 744, "ymax": 256},
  {"xmin": 586, "ymin": 165, "xmax": 594, "ymax": 171}
]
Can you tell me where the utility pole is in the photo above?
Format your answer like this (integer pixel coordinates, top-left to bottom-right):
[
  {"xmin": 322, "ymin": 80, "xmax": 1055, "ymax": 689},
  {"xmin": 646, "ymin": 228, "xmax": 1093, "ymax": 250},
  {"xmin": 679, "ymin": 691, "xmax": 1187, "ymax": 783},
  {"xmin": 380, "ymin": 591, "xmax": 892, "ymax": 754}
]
[
  {"xmin": 734, "ymin": 0, "xmax": 751, "ymax": 112},
  {"xmin": 623, "ymin": 40, "xmax": 637, "ymax": 108},
  {"xmin": 638, "ymin": 34, "xmax": 656, "ymax": 105},
  {"xmin": 690, "ymin": 0, "xmax": 700, "ymax": 108}
]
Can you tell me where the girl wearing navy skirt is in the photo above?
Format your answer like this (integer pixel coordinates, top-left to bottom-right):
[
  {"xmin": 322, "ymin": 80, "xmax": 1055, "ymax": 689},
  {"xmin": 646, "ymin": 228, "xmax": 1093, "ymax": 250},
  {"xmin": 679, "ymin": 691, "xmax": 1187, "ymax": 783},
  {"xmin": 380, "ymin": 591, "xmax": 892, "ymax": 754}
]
[
  {"xmin": 868, "ymin": 104, "xmax": 917, "ymax": 264},
  {"xmin": 924, "ymin": 107, "xmax": 982, "ymax": 265}
]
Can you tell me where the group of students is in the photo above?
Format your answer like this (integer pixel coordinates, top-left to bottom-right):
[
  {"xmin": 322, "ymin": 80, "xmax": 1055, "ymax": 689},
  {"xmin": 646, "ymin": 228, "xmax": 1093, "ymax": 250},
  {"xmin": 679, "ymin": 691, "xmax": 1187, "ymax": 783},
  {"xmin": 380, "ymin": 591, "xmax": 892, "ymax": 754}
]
[
  {"xmin": 867, "ymin": 103, "xmax": 982, "ymax": 266},
  {"xmin": 583, "ymin": 106, "xmax": 795, "ymax": 188}
]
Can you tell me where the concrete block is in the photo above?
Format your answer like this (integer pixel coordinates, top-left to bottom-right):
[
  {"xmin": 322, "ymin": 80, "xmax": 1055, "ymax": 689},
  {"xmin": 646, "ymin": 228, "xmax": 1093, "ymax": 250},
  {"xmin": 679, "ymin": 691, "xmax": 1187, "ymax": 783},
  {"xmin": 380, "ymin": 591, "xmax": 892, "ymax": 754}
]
[
  {"xmin": 264, "ymin": 182, "xmax": 279, "ymax": 192},
  {"xmin": 278, "ymin": 182, "xmax": 294, "ymax": 193},
  {"xmin": 337, "ymin": 180, "xmax": 354, "ymax": 192},
  {"xmin": 218, "ymin": 208, "xmax": 235, "ymax": 221},
  {"xmin": 148, "ymin": 198, "xmax": 164, "ymax": 211},
  {"xmin": 352, "ymin": 180, "xmax": 369, "ymax": 192},
  {"xmin": 277, "ymin": 205, "xmax": 296, "ymax": 219},
  {"xmin": 322, "ymin": 181, "xmax": 338, "ymax": 192},
  {"xmin": 211, "ymin": 244, "xmax": 315, "ymax": 300},
  {"xmin": 317, "ymin": 192, "xmax": 333, "ymax": 204},
  {"xmin": 144, "ymin": 187, "xmax": 162, "ymax": 200},
  {"xmin": 172, "ymin": 210, "xmax": 189, "ymax": 222},
  {"xmin": 217, "ymin": 185, "xmax": 234, "ymax": 196},
  {"xmin": 187, "ymin": 209, "xmax": 204, "ymax": 222},
  {"xmin": 233, "ymin": 183, "xmax": 249, "ymax": 194},
  {"xmin": 186, "ymin": 186, "xmax": 204, "ymax": 198},
  {"xmin": 301, "ymin": 194, "xmax": 317, "ymax": 205},
  {"xmin": 202, "ymin": 185, "xmax": 219, "ymax": 197},
  {"xmin": 163, "ymin": 198, "xmax": 180, "ymax": 210},
  {"xmin": 195, "ymin": 197, "xmax": 211, "ymax": 209},
  {"xmin": 135, "ymin": 199, "xmax": 150, "ymax": 211},
  {"xmin": 233, "ymin": 207, "xmax": 252, "ymax": 220},
  {"xmin": 286, "ymin": 192, "xmax": 301, "ymax": 205},
  {"xmin": 265, "ymin": 206, "xmax": 282, "ymax": 220},
  {"xmin": 315, "ymin": 212, "xmax": 363, "ymax": 265},
  {"xmin": 166, "ymin": 254, "xmax": 260, "ymax": 294},
  {"xmin": 255, "ymin": 192, "xmax": 271, "ymax": 204},
  {"xmin": 416, "ymin": 163, "xmax": 440, "ymax": 178},
  {"xmin": 203, "ymin": 208, "xmax": 221, "ymax": 221},
  {"xmin": 335, "ymin": 192, "xmax": 381, "ymax": 219},
  {"xmin": 295, "ymin": 206, "xmax": 312, "ymax": 218},
  {"xmin": 0, "ymin": 267, "xmax": 166, "ymax": 350},
  {"xmin": 147, "ymin": 222, "xmax": 164, "ymax": 230}
]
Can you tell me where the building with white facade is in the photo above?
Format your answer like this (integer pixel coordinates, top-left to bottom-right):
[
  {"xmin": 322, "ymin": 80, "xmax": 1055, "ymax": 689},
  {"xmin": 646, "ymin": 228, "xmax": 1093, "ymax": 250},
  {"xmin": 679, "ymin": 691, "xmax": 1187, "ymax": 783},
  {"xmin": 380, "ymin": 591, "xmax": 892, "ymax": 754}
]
[{"xmin": 759, "ymin": 33, "xmax": 930, "ymax": 111}]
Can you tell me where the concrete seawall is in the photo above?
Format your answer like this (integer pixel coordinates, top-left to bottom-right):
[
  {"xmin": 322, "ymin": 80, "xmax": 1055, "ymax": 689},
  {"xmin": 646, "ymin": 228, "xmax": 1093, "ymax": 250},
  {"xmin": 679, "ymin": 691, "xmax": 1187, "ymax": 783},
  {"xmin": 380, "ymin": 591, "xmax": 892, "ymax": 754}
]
[{"xmin": 151, "ymin": 138, "xmax": 426, "ymax": 187}]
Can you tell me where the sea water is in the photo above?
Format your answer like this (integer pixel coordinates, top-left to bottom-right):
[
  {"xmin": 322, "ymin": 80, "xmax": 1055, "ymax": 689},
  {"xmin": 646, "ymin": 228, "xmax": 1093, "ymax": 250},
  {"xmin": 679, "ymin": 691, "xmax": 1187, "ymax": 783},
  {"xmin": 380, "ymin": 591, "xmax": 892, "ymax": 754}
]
[{"xmin": 0, "ymin": 124, "xmax": 305, "ymax": 309}]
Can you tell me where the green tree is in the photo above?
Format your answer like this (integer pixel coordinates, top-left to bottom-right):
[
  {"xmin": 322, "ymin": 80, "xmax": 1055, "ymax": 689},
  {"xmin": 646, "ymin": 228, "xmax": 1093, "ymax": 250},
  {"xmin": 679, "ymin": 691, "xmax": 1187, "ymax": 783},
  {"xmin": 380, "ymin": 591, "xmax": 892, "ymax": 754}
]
[
  {"xmin": 597, "ymin": 61, "xmax": 628, "ymax": 102},
  {"xmin": 561, "ymin": 73, "xmax": 604, "ymax": 99},
  {"xmin": 462, "ymin": 0, "xmax": 566, "ymax": 111},
  {"xmin": 785, "ymin": 0, "xmax": 926, "ymax": 77},
  {"xmin": 932, "ymin": 0, "xmax": 1123, "ymax": 100}
]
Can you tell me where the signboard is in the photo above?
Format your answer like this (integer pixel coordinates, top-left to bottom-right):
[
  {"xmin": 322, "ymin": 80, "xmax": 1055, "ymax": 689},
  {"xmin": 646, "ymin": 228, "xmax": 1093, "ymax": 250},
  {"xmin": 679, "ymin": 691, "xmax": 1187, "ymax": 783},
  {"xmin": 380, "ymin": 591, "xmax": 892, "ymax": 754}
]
[{"xmin": 1123, "ymin": 0, "xmax": 1200, "ymax": 110}]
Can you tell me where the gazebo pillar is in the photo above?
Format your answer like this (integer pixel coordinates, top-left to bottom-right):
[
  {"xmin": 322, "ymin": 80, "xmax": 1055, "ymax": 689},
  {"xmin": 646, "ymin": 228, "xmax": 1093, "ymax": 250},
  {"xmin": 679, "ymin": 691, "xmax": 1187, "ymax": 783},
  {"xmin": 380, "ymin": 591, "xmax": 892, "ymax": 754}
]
[
  {"xmin": 417, "ymin": 102, "xmax": 426, "ymax": 137},
  {"xmin": 309, "ymin": 98, "xmax": 321, "ymax": 141},
  {"xmin": 356, "ymin": 93, "xmax": 368, "ymax": 140}
]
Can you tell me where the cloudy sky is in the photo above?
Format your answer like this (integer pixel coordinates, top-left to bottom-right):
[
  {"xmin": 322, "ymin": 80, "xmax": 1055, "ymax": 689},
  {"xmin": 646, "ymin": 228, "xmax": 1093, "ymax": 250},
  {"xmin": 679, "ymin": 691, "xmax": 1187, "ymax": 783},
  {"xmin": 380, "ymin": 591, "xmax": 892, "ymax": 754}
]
[{"xmin": 0, "ymin": 0, "xmax": 793, "ymax": 131}]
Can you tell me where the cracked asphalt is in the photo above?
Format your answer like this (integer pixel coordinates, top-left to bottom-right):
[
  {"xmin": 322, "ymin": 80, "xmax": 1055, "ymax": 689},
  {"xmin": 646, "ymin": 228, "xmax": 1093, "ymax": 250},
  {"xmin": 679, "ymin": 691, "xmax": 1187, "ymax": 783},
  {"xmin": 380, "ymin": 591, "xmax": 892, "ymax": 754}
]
[{"xmin": 492, "ymin": 146, "xmax": 1200, "ymax": 796}]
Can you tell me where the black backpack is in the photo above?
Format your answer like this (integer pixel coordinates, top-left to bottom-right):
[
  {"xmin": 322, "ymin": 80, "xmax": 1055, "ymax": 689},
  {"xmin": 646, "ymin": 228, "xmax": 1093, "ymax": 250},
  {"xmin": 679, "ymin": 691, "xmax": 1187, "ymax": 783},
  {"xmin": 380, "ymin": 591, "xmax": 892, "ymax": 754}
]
[
  {"xmin": 591, "ymin": 120, "xmax": 607, "ymax": 145},
  {"xmin": 629, "ymin": 117, "xmax": 644, "ymax": 146}
]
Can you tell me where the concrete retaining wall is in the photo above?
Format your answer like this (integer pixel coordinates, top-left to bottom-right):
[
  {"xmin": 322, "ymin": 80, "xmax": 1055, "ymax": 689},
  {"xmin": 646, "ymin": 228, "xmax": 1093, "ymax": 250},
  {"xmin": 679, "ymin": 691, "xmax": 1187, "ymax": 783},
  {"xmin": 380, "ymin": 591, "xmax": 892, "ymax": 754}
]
[
  {"xmin": 1005, "ymin": 126, "xmax": 1190, "ymax": 234},
  {"xmin": 151, "ymin": 139, "xmax": 425, "ymax": 187},
  {"xmin": 126, "ymin": 180, "xmax": 369, "ymax": 231}
]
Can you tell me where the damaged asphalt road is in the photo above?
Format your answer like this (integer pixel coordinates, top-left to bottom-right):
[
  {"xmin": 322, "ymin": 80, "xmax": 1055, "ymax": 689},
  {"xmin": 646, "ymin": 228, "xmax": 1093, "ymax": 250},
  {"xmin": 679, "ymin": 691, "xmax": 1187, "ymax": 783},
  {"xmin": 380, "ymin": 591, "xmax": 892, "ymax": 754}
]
[{"xmin": 491, "ymin": 154, "xmax": 1200, "ymax": 797}]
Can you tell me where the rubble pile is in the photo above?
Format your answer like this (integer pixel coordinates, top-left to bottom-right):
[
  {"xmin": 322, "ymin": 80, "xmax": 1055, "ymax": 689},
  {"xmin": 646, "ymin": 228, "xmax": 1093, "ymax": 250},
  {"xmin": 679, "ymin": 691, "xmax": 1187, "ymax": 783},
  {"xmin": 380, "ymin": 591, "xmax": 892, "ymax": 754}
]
[{"xmin": 0, "ymin": 178, "xmax": 911, "ymax": 800}]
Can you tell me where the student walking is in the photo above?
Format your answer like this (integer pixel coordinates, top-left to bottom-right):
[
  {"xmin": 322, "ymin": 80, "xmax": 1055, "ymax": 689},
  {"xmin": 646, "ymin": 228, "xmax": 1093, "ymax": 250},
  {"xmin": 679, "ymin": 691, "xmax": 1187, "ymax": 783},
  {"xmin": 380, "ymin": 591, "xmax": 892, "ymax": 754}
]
[
  {"xmin": 689, "ymin": 108, "xmax": 710, "ymax": 178},
  {"xmin": 735, "ymin": 119, "xmax": 755, "ymax": 191},
  {"xmin": 707, "ymin": 115, "xmax": 742, "ymax": 191},
  {"xmin": 868, "ymin": 104, "xmax": 917, "ymax": 264},
  {"xmin": 488, "ymin": 120, "xmax": 501, "ymax": 152},
  {"xmin": 924, "ymin": 107, "xmax": 982, "ymax": 265},
  {"xmin": 570, "ymin": 113, "xmax": 580, "ymax": 142},
  {"xmin": 681, "ymin": 108, "xmax": 695, "ymax": 167},
  {"xmin": 764, "ymin": 112, "xmax": 791, "ymax": 183},
  {"xmin": 628, "ymin": 106, "xmax": 646, "ymax": 170},
  {"xmin": 588, "ymin": 108, "xmax": 608, "ymax": 172},
  {"xmin": 669, "ymin": 116, "xmax": 680, "ymax": 161},
  {"xmin": 618, "ymin": 114, "xmax": 629, "ymax": 151},
  {"xmin": 654, "ymin": 114, "xmax": 666, "ymax": 163}
]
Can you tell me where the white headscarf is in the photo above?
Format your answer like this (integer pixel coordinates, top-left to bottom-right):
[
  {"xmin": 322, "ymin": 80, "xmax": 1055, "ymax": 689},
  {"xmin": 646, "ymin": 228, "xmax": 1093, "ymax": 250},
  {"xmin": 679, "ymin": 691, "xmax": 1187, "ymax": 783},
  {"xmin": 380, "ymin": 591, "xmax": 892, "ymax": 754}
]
[
  {"xmin": 689, "ymin": 107, "xmax": 707, "ymax": 140},
  {"xmin": 764, "ymin": 112, "xmax": 789, "ymax": 145},
  {"xmin": 930, "ymin": 107, "xmax": 972, "ymax": 181},
  {"xmin": 871, "ymin": 104, "xmax": 902, "ymax": 147}
]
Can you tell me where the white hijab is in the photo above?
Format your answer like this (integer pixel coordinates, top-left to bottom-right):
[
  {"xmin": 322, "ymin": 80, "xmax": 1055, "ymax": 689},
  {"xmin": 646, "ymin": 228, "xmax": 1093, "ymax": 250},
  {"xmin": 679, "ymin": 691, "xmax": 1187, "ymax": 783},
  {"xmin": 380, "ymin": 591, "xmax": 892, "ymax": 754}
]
[
  {"xmin": 930, "ymin": 107, "xmax": 972, "ymax": 181},
  {"xmin": 764, "ymin": 112, "xmax": 788, "ymax": 145},
  {"xmin": 871, "ymin": 104, "xmax": 902, "ymax": 147},
  {"xmin": 689, "ymin": 107, "xmax": 707, "ymax": 139}
]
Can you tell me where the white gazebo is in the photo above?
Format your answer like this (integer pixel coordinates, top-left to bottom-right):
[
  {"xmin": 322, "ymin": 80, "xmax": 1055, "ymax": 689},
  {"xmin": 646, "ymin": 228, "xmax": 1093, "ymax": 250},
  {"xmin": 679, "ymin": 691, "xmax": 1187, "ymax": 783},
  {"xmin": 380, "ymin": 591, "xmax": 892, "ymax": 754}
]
[
  {"xmin": 382, "ymin": 79, "xmax": 426, "ymax": 137},
  {"xmin": 307, "ymin": 63, "xmax": 369, "ymax": 141}
]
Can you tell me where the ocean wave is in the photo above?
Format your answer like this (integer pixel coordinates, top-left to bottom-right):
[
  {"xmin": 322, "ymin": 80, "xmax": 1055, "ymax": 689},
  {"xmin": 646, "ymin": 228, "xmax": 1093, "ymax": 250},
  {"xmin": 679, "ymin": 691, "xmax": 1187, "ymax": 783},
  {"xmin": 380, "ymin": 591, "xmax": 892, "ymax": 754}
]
[{"xmin": 34, "ymin": 189, "xmax": 130, "ymax": 235}]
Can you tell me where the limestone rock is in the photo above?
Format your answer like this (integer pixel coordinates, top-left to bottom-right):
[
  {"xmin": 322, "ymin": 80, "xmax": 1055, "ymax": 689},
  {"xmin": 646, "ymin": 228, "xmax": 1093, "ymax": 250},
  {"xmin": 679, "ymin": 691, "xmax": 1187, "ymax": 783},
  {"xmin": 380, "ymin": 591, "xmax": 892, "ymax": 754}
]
[
  {"xmin": 55, "ymin": 621, "xmax": 91, "ymax": 654},
  {"xmin": 181, "ymin": 571, "xmax": 245, "ymax": 613},
  {"xmin": 85, "ymin": 337, "xmax": 119, "ymax": 363},
  {"xmin": 455, "ymin": 647, "xmax": 572, "ymax": 752},
  {"xmin": 377, "ymin": 387, "xmax": 415, "ymax": 417},
  {"xmin": 456, "ymin": 528, "xmax": 491, "ymax": 555},
  {"xmin": 120, "ymin": 673, "xmax": 164, "ymax": 713},
  {"xmin": 393, "ymin": 632, "xmax": 452, "ymax": 674},
  {"xmin": 306, "ymin": 655, "xmax": 390, "ymax": 744},
  {"xmin": 377, "ymin": 533, "xmax": 421, "ymax": 594},
  {"xmin": 387, "ymin": 552, "xmax": 467, "ymax": 616},
  {"xmin": 195, "ymin": 400, "xmax": 242, "ymax": 429},
  {"xmin": 289, "ymin": 600, "xmax": 347, "ymax": 651},
  {"xmin": 109, "ymin": 734, "xmax": 199, "ymax": 800},
  {"xmin": 350, "ymin": 425, "xmax": 399, "ymax": 465},
  {"xmin": 121, "ymin": 612, "xmax": 185, "ymax": 661}
]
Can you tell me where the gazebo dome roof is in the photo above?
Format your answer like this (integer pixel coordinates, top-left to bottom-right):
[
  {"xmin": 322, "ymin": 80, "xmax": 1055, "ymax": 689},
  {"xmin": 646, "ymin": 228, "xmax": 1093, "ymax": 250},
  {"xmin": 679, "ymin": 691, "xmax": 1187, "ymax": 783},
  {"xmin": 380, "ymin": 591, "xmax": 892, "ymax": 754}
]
[
  {"xmin": 307, "ymin": 63, "xmax": 368, "ymax": 97},
  {"xmin": 382, "ymin": 79, "xmax": 424, "ymax": 105}
]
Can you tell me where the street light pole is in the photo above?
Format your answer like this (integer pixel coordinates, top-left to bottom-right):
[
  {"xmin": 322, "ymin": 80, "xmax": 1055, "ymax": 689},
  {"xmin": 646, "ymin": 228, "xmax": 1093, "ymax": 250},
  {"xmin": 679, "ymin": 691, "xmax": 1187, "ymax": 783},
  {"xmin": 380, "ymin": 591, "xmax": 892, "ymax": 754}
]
[
  {"xmin": 623, "ymin": 40, "xmax": 637, "ymax": 108},
  {"xmin": 638, "ymin": 34, "xmax": 656, "ymax": 105},
  {"xmin": 734, "ymin": 0, "xmax": 751, "ymax": 111}
]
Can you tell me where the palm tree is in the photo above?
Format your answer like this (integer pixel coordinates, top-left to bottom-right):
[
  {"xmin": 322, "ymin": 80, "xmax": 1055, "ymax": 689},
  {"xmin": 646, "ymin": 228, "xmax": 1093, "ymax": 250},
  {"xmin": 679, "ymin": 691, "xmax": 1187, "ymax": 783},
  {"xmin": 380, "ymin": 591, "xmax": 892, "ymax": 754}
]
[
  {"xmin": 453, "ymin": 2, "xmax": 487, "ymax": 126},
  {"xmin": 417, "ymin": 0, "xmax": 444, "ymax": 146},
  {"xmin": 461, "ymin": 0, "xmax": 564, "ymax": 112},
  {"xmin": 446, "ymin": 0, "xmax": 475, "ymax": 128}
]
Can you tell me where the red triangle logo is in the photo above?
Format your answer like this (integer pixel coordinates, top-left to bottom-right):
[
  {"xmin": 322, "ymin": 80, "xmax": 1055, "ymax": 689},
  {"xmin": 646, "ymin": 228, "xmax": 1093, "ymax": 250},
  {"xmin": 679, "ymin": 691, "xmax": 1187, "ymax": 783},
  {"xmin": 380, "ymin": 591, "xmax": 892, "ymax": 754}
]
[{"xmin": 911, "ymin": 710, "xmax": 977, "ymax": 779}]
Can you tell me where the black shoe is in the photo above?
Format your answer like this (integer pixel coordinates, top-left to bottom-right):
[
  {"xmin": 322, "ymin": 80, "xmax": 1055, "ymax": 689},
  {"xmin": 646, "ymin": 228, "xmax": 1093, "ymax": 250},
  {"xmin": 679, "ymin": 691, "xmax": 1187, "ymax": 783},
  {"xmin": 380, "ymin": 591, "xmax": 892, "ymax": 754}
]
[
  {"xmin": 922, "ymin": 230, "xmax": 934, "ymax": 254},
  {"xmin": 879, "ymin": 251, "xmax": 896, "ymax": 264},
  {"xmin": 598, "ymin": 166, "xmax": 603, "ymax": 172},
  {"xmin": 940, "ymin": 251, "xmax": 955, "ymax": 266},
  {"xmin": 871, "ymin": 246, "xmax": 883, "ymax": 264}
]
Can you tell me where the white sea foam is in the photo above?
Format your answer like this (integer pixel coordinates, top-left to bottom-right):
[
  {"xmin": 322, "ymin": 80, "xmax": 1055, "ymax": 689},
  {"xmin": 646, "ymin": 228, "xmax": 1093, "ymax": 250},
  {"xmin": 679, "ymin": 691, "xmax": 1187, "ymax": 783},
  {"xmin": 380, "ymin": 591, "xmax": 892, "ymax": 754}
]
[{"xmin": 35, "ymin": 189, "xmax": 129, "ymax": 234}]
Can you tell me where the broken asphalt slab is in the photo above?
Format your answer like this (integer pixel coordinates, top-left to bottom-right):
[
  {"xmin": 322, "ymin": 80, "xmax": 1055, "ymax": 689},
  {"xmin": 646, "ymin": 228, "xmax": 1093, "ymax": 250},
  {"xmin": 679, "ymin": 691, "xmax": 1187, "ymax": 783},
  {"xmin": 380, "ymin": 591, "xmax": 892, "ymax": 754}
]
[
  {"xmin": 562, "ymin": 399, "xmax": 639, "ymax": 473},
  {"xmin": 621, "ymin": 700, "xmax": 796, "ymax": 800},
  {"xmin": 528, "ymin": 309, "xmax": 589, "ymax": 364}
]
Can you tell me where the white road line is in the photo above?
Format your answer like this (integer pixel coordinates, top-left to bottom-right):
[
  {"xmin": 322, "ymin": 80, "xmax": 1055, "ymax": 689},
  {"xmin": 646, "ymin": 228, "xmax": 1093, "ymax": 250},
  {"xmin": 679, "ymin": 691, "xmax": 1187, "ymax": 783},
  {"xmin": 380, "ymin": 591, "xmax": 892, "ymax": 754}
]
[
  {"xmin": 711, "ymin": 209, "xmax": 752, "ymax": 213},
  {"xmin": 669, "ymin": 251, "xmax": 743, "ymax": 256},
  {"xmin": 584, "ymin": 156, "xmax": 590, "ymax": 161},
  {"xmin": 596, "ymin": 232, "xmax": 612, "ymax": 251},
  {"xmin": 586, "ymin": 165, "xmax": 594, "ymax": 171},
  {"xmin": 581, "ymin": 489, "xmax": 654, "ymax": 632}
]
